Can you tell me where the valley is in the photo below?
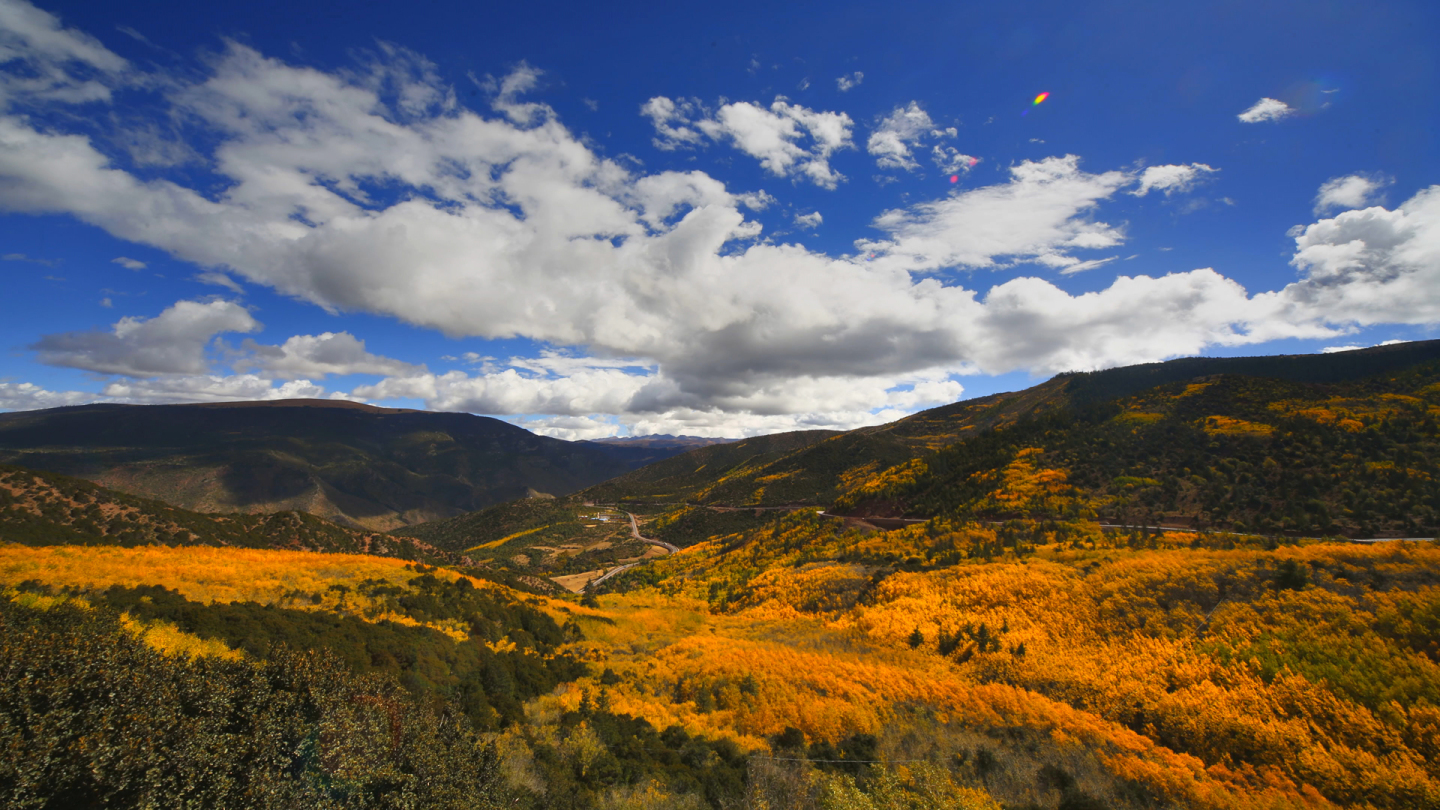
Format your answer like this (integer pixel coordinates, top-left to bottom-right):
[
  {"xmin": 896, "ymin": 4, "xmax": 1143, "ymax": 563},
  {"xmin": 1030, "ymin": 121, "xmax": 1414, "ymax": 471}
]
[{"xmin": 3, "ymin": 342, "xmax": 1440, "ymax": 809}]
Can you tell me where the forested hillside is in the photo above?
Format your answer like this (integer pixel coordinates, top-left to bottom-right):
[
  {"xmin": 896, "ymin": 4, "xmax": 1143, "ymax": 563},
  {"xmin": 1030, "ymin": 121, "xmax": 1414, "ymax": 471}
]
[
  {"xmin": 0, "ymin": 464, "xmax": 450, "ymax": 562},
  {"xmin": 590, "ymin": 341, "xmax": 1440, "ymax": 539},
  {"xmin": 599, "ymin": 512, "xmax": 1440, "ymax": 809},
  {"xmin": 0, "ymin": 399, "xmax": 641, "ymax": 530},
  {"xmin": 837, "ymin": 350, "xmax": 1440, "ymax": 537}
]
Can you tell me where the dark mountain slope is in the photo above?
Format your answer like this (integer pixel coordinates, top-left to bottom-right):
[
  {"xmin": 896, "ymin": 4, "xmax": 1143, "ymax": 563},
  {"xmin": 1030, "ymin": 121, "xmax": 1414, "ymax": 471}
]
[
  {"xmin": 579, "ymin": 428, "xmax": 841, "ymax": 505},
  {"xmin": 0, "ymin": 463, "xmax": 450, "ymax": 561},
  {"xmin": 579, "ymin": 377, "xmax": 1080, "ymax": 509},
  {"xmin": 0, "ymin": 399, "xmax": 638, "ymax": 530}
]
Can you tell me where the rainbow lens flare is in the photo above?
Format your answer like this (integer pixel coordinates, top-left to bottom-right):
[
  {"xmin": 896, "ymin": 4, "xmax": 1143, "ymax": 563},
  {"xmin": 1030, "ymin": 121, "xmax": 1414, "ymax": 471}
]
[{"xmin": 1033, "ymin": 92, "xmax": 1049, "ymax": 105}]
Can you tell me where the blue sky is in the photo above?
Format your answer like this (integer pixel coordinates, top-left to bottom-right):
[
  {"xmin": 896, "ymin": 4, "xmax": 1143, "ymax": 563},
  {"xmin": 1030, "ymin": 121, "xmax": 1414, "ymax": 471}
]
[{"xmin": 0, "ymin": 0, "xmax": 1437, "ymax": 438}]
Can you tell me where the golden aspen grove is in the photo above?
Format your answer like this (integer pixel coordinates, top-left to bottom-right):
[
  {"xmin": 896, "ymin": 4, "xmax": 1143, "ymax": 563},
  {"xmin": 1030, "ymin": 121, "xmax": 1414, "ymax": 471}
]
[{"xmin": 4, "ymin": 343, "xmax": 1440, "ymax": 809}]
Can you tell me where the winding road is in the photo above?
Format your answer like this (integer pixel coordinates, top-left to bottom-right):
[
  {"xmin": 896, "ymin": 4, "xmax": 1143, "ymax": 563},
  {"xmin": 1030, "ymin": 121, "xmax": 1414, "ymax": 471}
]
[{"xmin": 586, "ymin": 512, "xmax": 678, "ymax": 590}]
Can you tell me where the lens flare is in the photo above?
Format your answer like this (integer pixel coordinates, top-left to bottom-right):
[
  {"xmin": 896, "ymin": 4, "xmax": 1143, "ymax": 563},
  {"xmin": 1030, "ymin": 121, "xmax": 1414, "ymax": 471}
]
[
  {"xmin": 949, "ymin": 174, "xmax": 959, "ymax": 183},
  {"xmin": 1033, "ymin": 92, "xmax": 1049, "ymax": 105}
]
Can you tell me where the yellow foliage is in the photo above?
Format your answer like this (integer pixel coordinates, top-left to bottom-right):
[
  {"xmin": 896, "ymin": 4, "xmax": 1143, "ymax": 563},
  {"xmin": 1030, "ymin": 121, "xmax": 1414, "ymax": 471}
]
[
  {"xmin": 0, "ymin": 544, "xmax": 494, "ymax": 642},
  {"xmin": 849, "ymin": 459, "xmax": 929, "ymax": 499},
  {"xmin": 975, "ymin": 447, "xmax": 1075, "ymax": 516},
  {"xmin": 838, "ymin": 462, "xmax": 881, "ymax": 493},
  {"xmin": 119, "ymin": 613, "xmax": 245, "ymax": 661},
  {"xmin": 1200, "ymin": 415, "xmax": 1275, "ymax": 436},
  {"xmin": 1115, "ymin": 411, "xmax": 1164, "ymax": 425},
  {"xmin": 467, "ymin": 524, "xmax": 551, "ymax": 551},
  {"xmin": 0, "ymin": 544, "xmax": 433, "ymax": 606}
]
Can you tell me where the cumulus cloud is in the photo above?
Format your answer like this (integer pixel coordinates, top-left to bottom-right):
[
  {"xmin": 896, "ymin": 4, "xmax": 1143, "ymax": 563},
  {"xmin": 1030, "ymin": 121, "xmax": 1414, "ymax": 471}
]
[
  {"xmin": 111, "ymin": 256, "xmax": 145, "ymax": 269},
  {"xmin": 0, "ymin": 381, "xmax": 95, "ymax": 411},
  {"xmin": 866, "ymin": 102, "xmax": 973, "ymax": 174},
  {"xmin": 4, "ymin": 5, "xmax": 1440, "ymax": 433},
  {"xmin": 30, "ymin": 299, "xmax": 260, "ymax": 377},
  {"xmin": 1133, "ymin": 163, "xmax": 1217, "ymax": 196},
  {"xmin": 861, "ymin": 155, "xmax": 1130, "ymax": 273},
  {"xmin": 1238, "ymin": 97, "xmax": 1293, "ymax": 123},
  {"xmin": 236, "ymin": 331, "xmax": 425, "ymax": 379},
  {"xmin": 640, "ymin": 96, "xmax": 705, "ymax": 150},
  {"xmin": 835, "ymin": 71, "xmax": 863, "ymax": 92},
  {"xmin": 643, "ymin": 95, "xmax": 853, "ymax": 187},
  {"xmin": 353, "ymin": 362, "xmax": 968, "ymax": 438},
  {"xmin": 794, "ymin": 211, "xmax": 822, "ymax": 229},
  {"xmin": 99, "ymin": 374, "xmax": 336, "ymax": 404},
  {"xmin": 1314, "ymin": 173, "xmax": 1390, "ymax": 214},
  {"xmin": 1275, "ymin": 185, "xmax": 1440, "ymax": 327},
  {"xmin": 512, "ymin": 414, "xmax": 623, "ymax": 441}
]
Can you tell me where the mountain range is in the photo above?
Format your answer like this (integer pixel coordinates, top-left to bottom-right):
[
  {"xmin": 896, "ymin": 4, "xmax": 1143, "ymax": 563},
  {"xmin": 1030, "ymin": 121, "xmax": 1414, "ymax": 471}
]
[{"xmin": 0, "ymin": 400, "xmax": 690, "ymax": 530}]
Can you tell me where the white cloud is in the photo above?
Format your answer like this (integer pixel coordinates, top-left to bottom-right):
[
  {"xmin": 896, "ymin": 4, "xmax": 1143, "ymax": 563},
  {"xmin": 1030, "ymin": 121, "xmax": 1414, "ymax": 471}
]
[
  {"xmin": 99, "ymin": 374, "xmax": 335, "ymax": 404},
  {"xmin": 2, "ymin": 251, "xmax": 54, "ymax": 265},
  {"xmin": 111, "ymin": 256, "xmax": 145, "ymax": 269},
  {"xmin": 794, "ymin": 211, "xmax": 822, "ymax": 229},
  {"xmin": 1273, "ymin": 186, "xmax": 1440, "ymax": 327},
  {"xmin": 30, "ymin": 299, "xmax": 260, "ymax": 377},
  {"xmin": 867, "ymin": 102, "xmax": 933, "ymax": 171},
  {"xmin": 1314, "ymin": 173, "xmax": 1390, "ymax": 214},
  {"xmin": 641, "ymin": 96, "xmax": 705, "ymax": 150},
  {"xmin": 1133, "ymin": 163, "xmax": 1217, "ymax": 196},
  {"xmin": 484, "ymin": 60, "xmax": 543, "ymax": 125},
  {"xmin": 0, "ymin": 381, "xmax": 95, "ymax": 411},
  {"xmin": 511, "ymin": 414, "xmax": 622, "ymax": 441},
  {"xmin": 865, "ymin": 103, "xmax": 975, "ymax": 175},
  {"xmin": 236, "ymin": 331, "xmax": 426, "ymax": 379},
  {"xmin": 1321, "ymin": 340, "xmax": 1404, "ymax": 354},
  {"xmin": 932, "ymin": 144, "xmax": 978, "ymax": 175},
  {"xmin": 0, "ymin": 0, "xmax": 128, "ymax": 108},
  {"xmin": 1238, "ymin": 97, "xmax": 1293, "ymax": 123},
  {"xmin": 835, "ymin": 71, "xmax": 863, "ymax": 92},
  {"xmin": 643, "ymin": 95, "xmax": 854, "ymax": 188},
  {"xmin": 861, "ymin": 155, "xmax": 1130, "ymax": 272},
  {"xmin": 353, "ymin": 363, "xmax": 969, "ymax": 438},
  {"xmin": 195, "ymin": 270, "xmax": 244, "ymax": 293},
  {"xmin": 4, "ymin": 9, "xmax": 1440, "ymax": 434}
]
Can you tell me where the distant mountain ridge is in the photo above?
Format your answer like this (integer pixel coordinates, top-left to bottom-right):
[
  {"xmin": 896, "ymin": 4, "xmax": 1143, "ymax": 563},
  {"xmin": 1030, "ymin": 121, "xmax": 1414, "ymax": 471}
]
[
  {"xmin": 0, "ymin": 399, "xmax": 650, "ymax": 530},
  {"xmin": 579, "ymin": 434, "xmax": 739, "ymax": 468},
  {"xmin": 588, "ymin": 434, "xmax": 737, "ymax": 446}
]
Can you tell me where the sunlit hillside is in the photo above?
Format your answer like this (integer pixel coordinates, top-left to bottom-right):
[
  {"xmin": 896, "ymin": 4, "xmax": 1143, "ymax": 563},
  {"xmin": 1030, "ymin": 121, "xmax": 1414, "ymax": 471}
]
[
  {"xmin": 7, "ymin": 525, "xmax": 1438, "ymax": 808},
  {"xmin": 593, "ymin": 341, "xmax": 1440, "ymax": 539},
  {"xmin": 5, "ymin": 343, "xmax": 1440, "ymax": 809}
]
